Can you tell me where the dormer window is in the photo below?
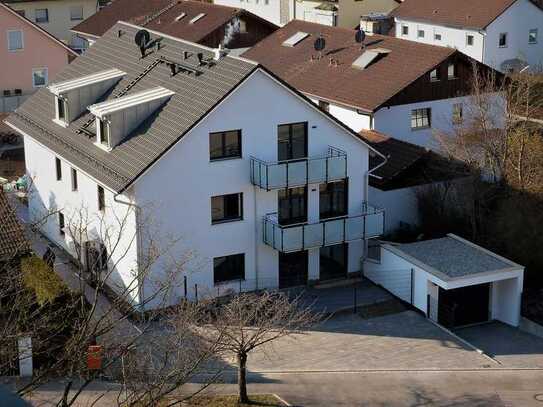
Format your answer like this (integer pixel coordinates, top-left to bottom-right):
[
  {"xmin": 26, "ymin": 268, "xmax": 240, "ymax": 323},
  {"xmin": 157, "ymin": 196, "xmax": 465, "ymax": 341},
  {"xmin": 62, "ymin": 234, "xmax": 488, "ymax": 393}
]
[
  {"xmin": 89, "ymin": 87, "xmax": 174, "ymax": 150},
  {"xmin": 48, "ymin": 68, "xmax": 126, "ymax": 126}
]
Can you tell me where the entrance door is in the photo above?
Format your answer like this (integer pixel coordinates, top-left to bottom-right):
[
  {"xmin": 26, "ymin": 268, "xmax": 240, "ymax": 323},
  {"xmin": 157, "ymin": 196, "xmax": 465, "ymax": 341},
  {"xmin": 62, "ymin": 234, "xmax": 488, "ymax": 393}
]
[
  {"xmin": 279, "ymin": 251, "xmax": 308, "ymax": 289},
  {"xmin": 438, "ymin": 283, "xmax": 490, "ymax": 328},
  {"xmin": 319, "ymin": 243, "xmax": 348, "ymax": 281}
]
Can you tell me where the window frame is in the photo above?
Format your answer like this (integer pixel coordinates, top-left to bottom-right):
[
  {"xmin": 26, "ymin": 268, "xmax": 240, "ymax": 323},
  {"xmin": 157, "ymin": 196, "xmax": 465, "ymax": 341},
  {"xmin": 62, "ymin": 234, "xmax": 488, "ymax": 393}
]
[
  {"xmin": 35, "ymin": 8, "xmax": 49, "ymax": 23},
  {"xmin": 529, "ymin": 28, "xmax": 538, "ymax": 44},
  {"xmin": 417, "ymin": 29, "xmax": 425, "ymax": 39},
  {"xmin": 319, "ymin": 179, "xmax": 348, "ymax": 220},
  {"xmin": 7, "ymin": 30, "xmax": 24, "ymax": 51},
  {"xmin": 466, "ymin": 34, "xmax": 474, "ymax": 46},
  {"xmin": 97, "ymin": 185, "xmax": 105, "ymax": 212},
  {"xmin": 447, "ymin": 63, "xmax": 457, "ymax": 80},
  {"xmin": 98, "ymin": 118, "xmax": 110, "ymax": 148},
  {"xmin": 430, "ymin": 68, "xmax": 441, "ymax": 82},
  {"xmin": 410, "ymin": 108, "xmax": 431, "ymax": 130},
  {"xmin": 55, "ymin": 157, "xmax": 62, "ymax": 181},
  {"xmin": 434, "ymin": 32, "xmax": 442, "ymax": 41},
  {"xmin": 401, "ymin": 25, "xmax": 409, "ymax": 36},
  {"xmin": 499, "ymin": 32, "xmax": 508, "ymax": 48},
  {"xmin": 32, "ymin": 67, "xmax": 48, "ymax": 88},
  {"xmin": 278, "ymin": 186, "xmax": 307, "ymax": 225},
  {"xmin": 209, "ymin": 129, "xmax": 242, "ymax": 161},
  {"xmin": 71, "ymin": 167, "xmax": 78, "ymax": 191},
  {"xmin": 277, "ymin": 121, "xmax": 308, "ymax": 162},
  {"xmin": 318, "ymin": 100, "xmax": 330, "ymax": 112},
  {"xmin": 70, "ymin": 5, "xmax": 84, "ymax": 21},
  {"xmin": 211, "ymin": 192, "xmax": 243, "ymax": 224},
  {"xmin": 59, "ymin": 212, "xmax": 65, "ymax": 236},
  {"xmin": 213, "ymin": 253, "xmax": 245, "ymax": 284}
]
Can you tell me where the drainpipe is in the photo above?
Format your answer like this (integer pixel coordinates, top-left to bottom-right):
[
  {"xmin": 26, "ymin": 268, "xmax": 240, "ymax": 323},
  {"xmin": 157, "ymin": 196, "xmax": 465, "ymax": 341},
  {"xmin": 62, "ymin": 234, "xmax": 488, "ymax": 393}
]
[{"xmin": 113, "ymin": 191, "xmax": 145, "ymax": 315}]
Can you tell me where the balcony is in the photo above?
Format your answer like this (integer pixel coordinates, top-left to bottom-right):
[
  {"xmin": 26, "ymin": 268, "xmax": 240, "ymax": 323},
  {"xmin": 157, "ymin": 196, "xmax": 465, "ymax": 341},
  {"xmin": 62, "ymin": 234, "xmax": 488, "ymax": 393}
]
[
  {"xmin": 250, "ymin": 146, "xmax": 347, "ymax": 191},
  {"xmin": 263, "ymin": 203, "xmax": 385, "ymax": 253}
]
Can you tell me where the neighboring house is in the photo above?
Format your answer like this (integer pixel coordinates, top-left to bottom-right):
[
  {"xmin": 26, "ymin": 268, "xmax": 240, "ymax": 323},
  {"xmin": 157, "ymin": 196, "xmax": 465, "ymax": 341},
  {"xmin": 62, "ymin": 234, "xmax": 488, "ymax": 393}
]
[
  {"xmin": 360, "ymin": 130, "xmax": 468, "ymax": 234},
  {"xmin": 0, "ymin": 3, "xmax": 77, "ymax": 113},
  {"xmin": 0, "ymin": 189, "xmax": 30, "ymax": 271},
  {"xmin": 213, "ymin": 0, "xmax": 292, "ymax": 26},
  {"xmin": 364, "ymin": 234, "xmax": 525, "ymax": 328},
  {"xmin": 71, "ymin": 0, "xmax": 278, "ymax": 49},
  {"xmin": 293, "ymin": 0, "xmax": 400, "ymax": 29},
  {"xmin": 6, "ymin": 21, "xmax": 385, "ymax": 309},
  {"xmin": 243, "ymin": 20, "xmax": 500, "ymax": 149},
  {"xmin": 393, "ymin": 0, "xmax": 543, "ymax": 72},
  {"xmin": 3, "ymin": 0, "xmax": 100, "ymax": 51}
]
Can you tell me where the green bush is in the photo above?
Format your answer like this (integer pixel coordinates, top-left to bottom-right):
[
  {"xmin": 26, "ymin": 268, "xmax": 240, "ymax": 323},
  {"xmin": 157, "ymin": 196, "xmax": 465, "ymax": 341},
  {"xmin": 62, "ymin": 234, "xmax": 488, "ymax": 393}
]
[{"xmin": 21, "ymin": 255, "xmax": 66, "ymax": 306}]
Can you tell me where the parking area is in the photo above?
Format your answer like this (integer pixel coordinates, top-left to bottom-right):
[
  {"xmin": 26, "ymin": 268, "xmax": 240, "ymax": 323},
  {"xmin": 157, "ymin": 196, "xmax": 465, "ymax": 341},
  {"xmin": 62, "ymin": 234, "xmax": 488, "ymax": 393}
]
[
  {"xmin": 246, "ymin": 310, "xmax": 494, "ymax": 372},
  {"xmin": 455, "ymin": 321, "xmax": 543, "ymax": 368}
]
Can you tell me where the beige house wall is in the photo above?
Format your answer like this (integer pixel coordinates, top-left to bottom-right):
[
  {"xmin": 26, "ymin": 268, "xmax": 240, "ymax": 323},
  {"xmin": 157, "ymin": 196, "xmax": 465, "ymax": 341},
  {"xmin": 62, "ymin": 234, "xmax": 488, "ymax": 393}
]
[{"xmin": 338, "ymin": 0, "xmax": 399, "ymax": 29}]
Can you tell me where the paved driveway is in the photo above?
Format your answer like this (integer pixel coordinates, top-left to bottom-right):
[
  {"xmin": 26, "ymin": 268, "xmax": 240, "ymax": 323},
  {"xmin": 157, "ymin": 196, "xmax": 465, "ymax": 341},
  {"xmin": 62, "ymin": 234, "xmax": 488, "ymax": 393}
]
[
  {"xmin": 246, "ymin": 311, "xmax": 494, "ymax": 372},
  {"xmin": 456, "ymin": 321, "xmax": 543, "ymax": 368}
]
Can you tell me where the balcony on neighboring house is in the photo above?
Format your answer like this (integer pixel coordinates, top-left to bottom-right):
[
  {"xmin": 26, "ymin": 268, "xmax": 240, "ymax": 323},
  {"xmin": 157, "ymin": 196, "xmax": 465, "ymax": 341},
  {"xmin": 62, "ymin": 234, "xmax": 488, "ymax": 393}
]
[
  {"xmin": 263, "ymin": 202, "xmax": 385, "ymax": 253},
  {"xmin": 250, "ymin": 146, "xmax": 347, "ymax": 190}
]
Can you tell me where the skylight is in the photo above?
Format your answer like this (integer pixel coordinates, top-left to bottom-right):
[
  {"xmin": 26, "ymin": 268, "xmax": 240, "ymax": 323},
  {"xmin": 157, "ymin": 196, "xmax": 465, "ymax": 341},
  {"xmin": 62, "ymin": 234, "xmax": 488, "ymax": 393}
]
[
  {"xmin": 190, "ymin": 13, "xmax": 206, "ymax": 24},
  {"xmin": 175, "ymin": 13, "xmax": 186, "ymax": 22},
  {"xmin": 48, "ymin": 68, "xmax": 126, "ymax": 95},
  {"xmin": 282, "ymin": 32, "xmax": 309, "ymax": 47},
  {"xmin": 352, "ymin": 48, "xmax": 391, "ymax": 70}
]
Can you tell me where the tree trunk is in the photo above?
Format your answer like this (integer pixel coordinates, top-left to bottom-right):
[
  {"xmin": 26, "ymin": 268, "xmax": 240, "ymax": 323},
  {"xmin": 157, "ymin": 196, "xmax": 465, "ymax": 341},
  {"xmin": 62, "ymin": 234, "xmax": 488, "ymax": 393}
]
[{"xmin": 237, "ymin": 352, "xmax": 249, "ymax": 404}]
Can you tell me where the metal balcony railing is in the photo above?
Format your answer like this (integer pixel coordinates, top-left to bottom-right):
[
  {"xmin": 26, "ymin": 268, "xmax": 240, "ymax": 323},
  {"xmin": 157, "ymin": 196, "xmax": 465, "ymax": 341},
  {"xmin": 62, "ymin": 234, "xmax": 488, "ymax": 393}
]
[
  {"xmin": 250, "ymin": 146, "xmax": 347, "ymax": 191},
  {"xmin": 263, "ymin": 202, "xmax": 385, "ymax": 253}
]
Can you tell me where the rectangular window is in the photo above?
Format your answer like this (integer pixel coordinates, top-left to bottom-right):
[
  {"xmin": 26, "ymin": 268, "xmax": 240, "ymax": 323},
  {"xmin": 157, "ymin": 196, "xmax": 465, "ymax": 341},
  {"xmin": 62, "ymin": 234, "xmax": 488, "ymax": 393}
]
[
  {"xmin": 417, "ymin": 29, "xmax": 425, "ymax": 38},
  {"xmin": 59, "ymin": 212, "xmax": 65, "ymax": 236},
  {"xmin": 278, "ymin": 122, "xmax": 307, "ymax": 161},
  {"xmin": 55, "ymin": 157, "xmax": 62, "ymax": 181},
  {"xmin": 239, "ymin": 19, "xmax": 247, "ymax": 33},
  {"xmin": 434, "ymin": 33, "xmax": 442, "ymax": 41},
  {"xmin": 401, "ymin": 25, "xmax": 408, "ymax": 36},
  {"xmin": 529, "ymin": 29, "xmax": 538, "ymax": 44},
  {"xmin": 411, "ymin": 108, "xmax": 431, "ymax": 130},
  {"xmin": 318, "ymin": 100, "xmax": 330, "ymax": 112},
  {"xmin": 99, "ymin": 119, "xmax": 109, "ymax": 147},
  {"xmin": 430, "ymin": 68, "xmax": 441, "ymax": 82},
  {"xmin": 320, "ymin": 243, "xmax": 347, "ymax": 280},
  {"xmin": 278, "ymin": 186, "xmax": 307, "ymax": 225},
  {"xmin": 57, "ymin": 97, "xmax": 66, "ymax": 121},
  {"xmin": 211, "ymin": 193, "xmax": 243, "ymax": 224},
  {"xmin": 35, "ymin": 8, "xmax": 49, "ymax": 23},
  {"xmin": 466, "ymin": 34, "xmax": 474, "ymax": 46},
  {"xmin": 209, "ymin": 130, "xmax": 242, "ymax": 160},
  {"xmin": 71, "ymin": 168, "xmax": 78, "ymax": 191},
  {"xmin": 70, "ymin": 5, "xmax": 84, "ymax": 21},
  {"xmin": 97, "ymin": 185, "xmax": 105, "ymax": 212},
  {"xmin": 499, "ymin": 32, "xmax": 508, "ymax": 47},
  {"xmin": 7, "ymin": 30, "xmax": 23, "ymax": 51},
  {"xmin": 32, "ymin": 68, "xmax": 48, "ymax": 88},
  {"xmin": 213, "ymin": 253, "xmax": 245, "ymax": 284},
  {"xmin": 448, "ymin": 63, "xmax": 457, "ymax": 79},
  {"xmin": 319, "ymin": 180, "xmax": 348, "ymax": 219},
  {"xmin": 452, "ymin": 103, "xmax": 463, "ymax": 124}
]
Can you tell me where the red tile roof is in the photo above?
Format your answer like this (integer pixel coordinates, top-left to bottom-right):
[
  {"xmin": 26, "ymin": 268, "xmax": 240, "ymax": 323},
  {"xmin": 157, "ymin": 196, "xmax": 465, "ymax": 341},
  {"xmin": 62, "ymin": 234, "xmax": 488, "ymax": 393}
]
[
  {"xmin": 0, "ymin": 191, "xmax": 30, "ymax": 261},
  {"xmin": 242, "ymin": 20, "xmax": 456, "ymax": 112},
  {"xmin": 393, "ymin": 0, "xmax": 542, "ymax": 30}
]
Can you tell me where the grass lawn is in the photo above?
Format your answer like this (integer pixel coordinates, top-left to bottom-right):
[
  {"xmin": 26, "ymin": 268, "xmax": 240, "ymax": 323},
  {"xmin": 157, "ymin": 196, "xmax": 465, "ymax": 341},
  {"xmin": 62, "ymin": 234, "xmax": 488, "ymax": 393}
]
[{"xmin": 163, "ymin": 394, "xmax": 286, "ymax": 406}]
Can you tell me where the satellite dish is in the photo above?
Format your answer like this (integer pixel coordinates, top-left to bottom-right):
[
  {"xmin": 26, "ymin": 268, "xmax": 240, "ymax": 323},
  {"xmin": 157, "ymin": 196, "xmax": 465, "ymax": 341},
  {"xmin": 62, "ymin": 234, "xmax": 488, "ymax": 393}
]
[
  {"xmin": 314, "ymin": 36, "xmax": 326, "ymax": 52},
  {"xmin": 355, "ymin": 29, "xmax": 366, "ymax": 44},
  {"xmin": 134, "ymin": 29, "xmax": 150, "ymax": 48}
]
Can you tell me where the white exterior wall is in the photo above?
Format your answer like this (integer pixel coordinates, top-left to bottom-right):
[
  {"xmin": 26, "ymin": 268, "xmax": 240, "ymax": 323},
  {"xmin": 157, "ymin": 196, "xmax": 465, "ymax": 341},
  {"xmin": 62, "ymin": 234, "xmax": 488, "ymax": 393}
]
[
  {"xmin": 491, "ymin": 276, "xmax": 524, "ymax": 326},
  {"xmin": 133, "ymin": 69, "xmax": 371, "ymax": 306},
  {"xmin": 369, "ymin": 186, "xmax": 419, "ymax": 234},
  {"xmin": 23, "ymin": 134, "xmax": 141, "ymax": 303},
  {"xmin": 213, "ymin": 0, "xmax": 283, "ymax": 26},
  {"xmin": 309, "ymin": 97, "xmax": 372, "ymax": 133},
  {"xmin": 394, "ymin": 18, "xmax": 484, "ymax": 62},
  {"xmin": 484, "ymin": 0, "xmax": 543, "ymax": 71}
]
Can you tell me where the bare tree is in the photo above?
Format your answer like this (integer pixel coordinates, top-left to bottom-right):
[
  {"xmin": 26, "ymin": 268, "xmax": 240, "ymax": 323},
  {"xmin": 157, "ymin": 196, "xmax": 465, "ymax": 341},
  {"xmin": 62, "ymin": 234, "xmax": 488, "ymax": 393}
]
[{"xmin": 194, "ymin": 291, "xmax": 322, "ymax": 404}]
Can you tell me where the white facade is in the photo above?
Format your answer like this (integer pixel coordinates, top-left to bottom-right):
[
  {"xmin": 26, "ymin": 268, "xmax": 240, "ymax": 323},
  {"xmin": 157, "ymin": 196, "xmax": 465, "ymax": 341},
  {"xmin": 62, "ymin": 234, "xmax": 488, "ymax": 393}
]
[
  {"xmin": 369, "ymin": 186, "xmax": 419, "ymax": 235},
  {"xmin": 213, "ymin": 0, "xmax": 289, "ymax": 26},
  {"xmin": 395, "ymin": 0, "xmax": 543, "ymax": 71},
  {"xmin": 364, "ymin": 240, "xmax": 524, "ymax": 327},
  {"xmin": 20, "ymin": 67, "xmax": 381, "ymax": 309}
]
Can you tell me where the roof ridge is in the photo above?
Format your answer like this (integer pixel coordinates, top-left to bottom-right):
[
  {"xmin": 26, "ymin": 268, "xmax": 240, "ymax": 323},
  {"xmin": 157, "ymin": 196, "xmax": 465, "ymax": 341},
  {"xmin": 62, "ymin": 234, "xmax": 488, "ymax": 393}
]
[{"xmin": 141, "ymin": 0, "xmax": 180, "ymax": 27}]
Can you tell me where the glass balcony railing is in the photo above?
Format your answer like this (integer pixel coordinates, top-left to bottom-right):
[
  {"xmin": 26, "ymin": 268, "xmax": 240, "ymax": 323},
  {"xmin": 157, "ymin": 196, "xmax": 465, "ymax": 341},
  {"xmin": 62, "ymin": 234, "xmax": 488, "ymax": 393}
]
[
  {"xmin": 263, "ymin": 203, "xmax": 385, "ymax": 253},
  {"xmin": 250, "ymin": 146, "xmax": 347, "ymax": 190}
]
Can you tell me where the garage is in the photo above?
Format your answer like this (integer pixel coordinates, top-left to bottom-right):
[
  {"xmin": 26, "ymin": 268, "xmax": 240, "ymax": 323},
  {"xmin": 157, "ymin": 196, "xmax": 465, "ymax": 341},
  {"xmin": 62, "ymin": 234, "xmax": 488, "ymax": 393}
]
[{"xmin": 364, "ymin": 234, "xmax": 525, "ymax": 327}]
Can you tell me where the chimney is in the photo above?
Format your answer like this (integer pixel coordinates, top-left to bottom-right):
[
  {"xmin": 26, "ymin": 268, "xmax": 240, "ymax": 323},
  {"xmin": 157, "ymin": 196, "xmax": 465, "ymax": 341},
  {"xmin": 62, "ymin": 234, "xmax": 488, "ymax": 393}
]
[{"xmin": 214, "ymin": 44, "xmax": 228, "ymax": 61}]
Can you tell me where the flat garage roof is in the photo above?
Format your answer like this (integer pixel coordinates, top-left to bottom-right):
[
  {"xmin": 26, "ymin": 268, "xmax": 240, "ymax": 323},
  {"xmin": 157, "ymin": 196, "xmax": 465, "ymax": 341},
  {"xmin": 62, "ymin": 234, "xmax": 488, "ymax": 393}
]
[{"xmin": 390, "ymin": 234, "xmax": 523, "ymax": 279}]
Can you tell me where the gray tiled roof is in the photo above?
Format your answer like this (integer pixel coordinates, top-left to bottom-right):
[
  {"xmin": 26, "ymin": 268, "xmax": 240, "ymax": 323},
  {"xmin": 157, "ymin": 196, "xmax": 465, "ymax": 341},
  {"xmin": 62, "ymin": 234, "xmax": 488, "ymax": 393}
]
[
  {"xmin": 6, "ymin": 22, "xmax": 257, "ymax": 193},
  {"xmin": 397, "ymin": 235, "xmax": 518, "ymax": 278}
]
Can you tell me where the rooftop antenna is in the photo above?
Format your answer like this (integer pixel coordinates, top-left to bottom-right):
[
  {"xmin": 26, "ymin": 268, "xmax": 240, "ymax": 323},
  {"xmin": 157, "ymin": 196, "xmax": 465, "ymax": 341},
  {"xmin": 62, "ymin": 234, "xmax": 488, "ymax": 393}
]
[
  {"xmin": 134, "ymin": 29, "xmax": 151, "ymax": 58},
  {"xmin": 314, "ymin": 34, "xmax": 326, "ymax": 60},
  {"xmin": 355, "ymin": 28, "xmax": 366, "ymax": 50}
]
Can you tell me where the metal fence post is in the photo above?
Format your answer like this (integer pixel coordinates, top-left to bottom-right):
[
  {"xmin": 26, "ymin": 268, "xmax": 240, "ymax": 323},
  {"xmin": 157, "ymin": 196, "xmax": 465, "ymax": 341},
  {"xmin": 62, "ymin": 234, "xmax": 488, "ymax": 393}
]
[
  {"xmin": 353, "ymin": 285, "xmax": 357, "ymax": 313},
  {"xmin": 195, "ymin": 284, "xmax": 198, "ymax": 303},
  {"xmin": 183, "ymin": 275, "xmax": 187, "ymax": 298}
]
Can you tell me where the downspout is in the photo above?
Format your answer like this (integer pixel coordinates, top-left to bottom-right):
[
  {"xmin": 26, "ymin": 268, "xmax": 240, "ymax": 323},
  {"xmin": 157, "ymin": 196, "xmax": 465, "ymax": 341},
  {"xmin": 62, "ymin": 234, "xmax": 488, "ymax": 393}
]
[
  {"xmin": 113, "ymin": 191, "xmax": 145, "ymax": 315},
  {"xmin": 365, "ymin": 148, "xmax": 388, "ymax": 206},
  {"xmin": 479, "ymin": 30, "xmax": 487, "ymax": 66}
]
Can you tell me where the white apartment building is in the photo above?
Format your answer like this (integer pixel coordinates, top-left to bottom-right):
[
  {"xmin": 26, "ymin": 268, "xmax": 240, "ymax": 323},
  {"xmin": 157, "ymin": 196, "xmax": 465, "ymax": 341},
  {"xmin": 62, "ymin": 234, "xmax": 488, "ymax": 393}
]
[
  {"xmin": 6, "ymin": 22, "xmax": 385, "ymax": 309},
  {"xmin": 243, "ymin": 20, "xmax": 502, "ymax": 150},
  {"xmin": 394, "ymin": 0, "xmax": 543, "ymax": 72},
  {"xmin": 214, "ymin": 0, "xmax": 292, "ymax": 26}
]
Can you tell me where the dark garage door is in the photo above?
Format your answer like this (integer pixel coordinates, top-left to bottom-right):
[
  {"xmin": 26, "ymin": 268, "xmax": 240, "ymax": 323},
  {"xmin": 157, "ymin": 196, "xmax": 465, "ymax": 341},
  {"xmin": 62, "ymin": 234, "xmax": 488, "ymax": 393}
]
[{"xmin": 438, "ymin": 283, "xmax": 490, "ymax": 328}]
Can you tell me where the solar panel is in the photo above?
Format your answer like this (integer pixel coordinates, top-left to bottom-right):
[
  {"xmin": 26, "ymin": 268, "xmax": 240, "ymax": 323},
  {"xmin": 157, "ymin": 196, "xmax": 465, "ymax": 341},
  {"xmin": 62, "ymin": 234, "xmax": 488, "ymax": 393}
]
[
  {"xmin": 175, "ymin": 13, "xmax": 186, "ymax": 22},
  {"xmin": 352, "ymin": 48, "xmax": 391, "ymax": 70},
  {"xmin": 282, "ymin": 32, "xmax": 310, "ymax": 47}
]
